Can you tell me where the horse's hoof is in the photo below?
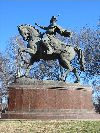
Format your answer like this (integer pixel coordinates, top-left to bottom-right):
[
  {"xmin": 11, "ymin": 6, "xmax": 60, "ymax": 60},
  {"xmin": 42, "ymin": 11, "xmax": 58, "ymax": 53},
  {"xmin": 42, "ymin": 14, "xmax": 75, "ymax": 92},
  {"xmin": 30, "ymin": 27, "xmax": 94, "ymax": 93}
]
[
  {"xmin": 74, "ymin": 80, "xmax": 79, "ymax": 83},
  {"xmin": 59, "ymin": 77, "xmax": 65, "ymax": 82}
]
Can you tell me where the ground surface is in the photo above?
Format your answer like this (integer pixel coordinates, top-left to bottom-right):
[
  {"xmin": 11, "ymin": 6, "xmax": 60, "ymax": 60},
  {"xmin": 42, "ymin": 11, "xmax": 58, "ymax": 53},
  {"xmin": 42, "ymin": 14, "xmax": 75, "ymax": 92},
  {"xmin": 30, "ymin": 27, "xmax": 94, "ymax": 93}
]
[{"xmin": 0, "ymin": 120, "xmax": 100, "ymax": 133}]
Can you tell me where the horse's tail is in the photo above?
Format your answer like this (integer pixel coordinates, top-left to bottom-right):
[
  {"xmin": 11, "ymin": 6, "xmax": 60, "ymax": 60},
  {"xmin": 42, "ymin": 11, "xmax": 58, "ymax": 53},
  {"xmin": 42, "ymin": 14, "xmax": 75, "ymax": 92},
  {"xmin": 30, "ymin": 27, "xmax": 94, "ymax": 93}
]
[{"xmin": 74, "ymin": 47, "xmax": 85, "ymax": 71}]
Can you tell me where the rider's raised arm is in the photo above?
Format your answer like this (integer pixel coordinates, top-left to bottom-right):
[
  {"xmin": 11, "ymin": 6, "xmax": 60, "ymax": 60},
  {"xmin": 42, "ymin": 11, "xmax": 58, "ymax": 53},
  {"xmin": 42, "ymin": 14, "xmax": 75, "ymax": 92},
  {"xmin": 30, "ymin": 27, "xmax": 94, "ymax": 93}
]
[{"xmin": 35, "ymin": 23, "xmax": 48, "ymax": 30}]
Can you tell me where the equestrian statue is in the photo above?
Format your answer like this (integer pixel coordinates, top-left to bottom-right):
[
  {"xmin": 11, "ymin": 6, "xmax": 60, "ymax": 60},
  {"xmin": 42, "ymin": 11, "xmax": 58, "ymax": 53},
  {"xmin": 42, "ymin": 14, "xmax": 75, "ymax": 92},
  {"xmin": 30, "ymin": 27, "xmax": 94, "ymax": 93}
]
[{"xmin": 17, "ymin": 15, "xmax": 85, "ymax": 83}]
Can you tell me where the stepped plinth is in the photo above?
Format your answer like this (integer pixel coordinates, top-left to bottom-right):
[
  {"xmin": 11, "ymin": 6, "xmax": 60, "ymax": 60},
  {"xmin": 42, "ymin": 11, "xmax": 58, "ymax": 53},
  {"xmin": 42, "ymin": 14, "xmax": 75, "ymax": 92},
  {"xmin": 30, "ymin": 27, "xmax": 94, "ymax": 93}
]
[{"xmin": 1, "ymin": 78, "xmax": 99, "ymax": 119}]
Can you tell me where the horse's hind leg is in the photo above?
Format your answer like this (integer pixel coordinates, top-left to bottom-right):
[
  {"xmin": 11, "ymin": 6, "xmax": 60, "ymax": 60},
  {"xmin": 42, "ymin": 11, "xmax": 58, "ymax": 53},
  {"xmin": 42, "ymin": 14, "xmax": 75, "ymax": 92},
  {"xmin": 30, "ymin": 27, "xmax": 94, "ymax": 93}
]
[
  {"xmin": 59, "ymin": 57, "xmax": 80, "ymax": 83},
  {"xmin": 59, "ymin": 66, "xmax": 64, "ymax": 81},
  {"xmin": 24, "ymin": 65, "xmax": 32, "ymax": 77},
  {"xmin": 59, "ymin": 57, "xmax": 73, "ymax": 81},
  {"xmin": 59, "ymin": 65, "xmax": 70, "ymax": 81},
  {"xmin": 72, "ymin": 68, "xmax": 80, "ymax": 83}
]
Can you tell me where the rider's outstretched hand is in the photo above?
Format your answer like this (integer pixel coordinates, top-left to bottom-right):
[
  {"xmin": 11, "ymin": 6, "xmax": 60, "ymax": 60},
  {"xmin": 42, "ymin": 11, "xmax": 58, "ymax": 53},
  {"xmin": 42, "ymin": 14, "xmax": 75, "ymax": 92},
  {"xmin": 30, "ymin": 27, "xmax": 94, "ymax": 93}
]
[{"xmin": 35, "ymin": 23, "xmax": 39, "ymax": 26}]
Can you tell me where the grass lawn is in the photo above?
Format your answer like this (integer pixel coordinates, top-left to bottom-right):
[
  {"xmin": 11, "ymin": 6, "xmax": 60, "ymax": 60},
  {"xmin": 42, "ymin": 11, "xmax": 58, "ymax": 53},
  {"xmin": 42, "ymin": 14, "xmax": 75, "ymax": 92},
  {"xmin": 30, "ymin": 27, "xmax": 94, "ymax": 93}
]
[{"xmin": 0, "ymin": 120, "xmax": 100, "ymax": 133}]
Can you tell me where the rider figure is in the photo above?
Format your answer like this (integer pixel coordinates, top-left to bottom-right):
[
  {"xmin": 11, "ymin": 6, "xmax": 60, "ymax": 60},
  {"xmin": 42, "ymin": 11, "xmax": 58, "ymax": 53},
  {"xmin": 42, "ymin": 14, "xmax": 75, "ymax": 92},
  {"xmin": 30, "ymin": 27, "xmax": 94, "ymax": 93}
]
[
  {"xmin": 35, "ymin": 15, "xmax": 71, "ymax": 54},
  {"xmin": 35, "ymin": 15, "xmax": 58, "ymax": 35}
]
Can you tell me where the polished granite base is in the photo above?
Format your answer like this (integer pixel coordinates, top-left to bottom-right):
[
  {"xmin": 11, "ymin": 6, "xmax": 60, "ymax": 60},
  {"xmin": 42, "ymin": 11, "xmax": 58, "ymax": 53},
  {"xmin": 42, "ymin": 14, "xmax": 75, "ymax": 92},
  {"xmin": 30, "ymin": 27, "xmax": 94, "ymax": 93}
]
[{"xmin": 1, "ymin": 80, "xmax": 97, "ymax": 119}]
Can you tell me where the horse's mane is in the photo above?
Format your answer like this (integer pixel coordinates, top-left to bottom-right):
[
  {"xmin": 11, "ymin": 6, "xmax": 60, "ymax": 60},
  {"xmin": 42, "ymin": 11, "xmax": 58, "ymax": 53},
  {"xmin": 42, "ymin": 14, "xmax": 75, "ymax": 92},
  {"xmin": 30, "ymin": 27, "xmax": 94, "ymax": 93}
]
[{"xmin": 18, "ymin": 24, "xmax": 41, "ymax": 35}]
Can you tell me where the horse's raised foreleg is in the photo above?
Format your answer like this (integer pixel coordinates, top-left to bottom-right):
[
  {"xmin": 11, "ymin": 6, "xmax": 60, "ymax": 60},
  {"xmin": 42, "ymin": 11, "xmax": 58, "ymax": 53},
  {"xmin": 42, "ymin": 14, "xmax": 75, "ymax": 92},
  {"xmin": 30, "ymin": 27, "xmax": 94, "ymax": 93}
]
[
  {"xmin": 24, "ymin": 57, "xmax": 35, "ymax": 78},
  {"xmin": 20, "ymin": 48, "xmax": 36, "ymax": 55},
  {"xmin": 18, "ymin": 48, "xmax": 34, "ymax": 78}
]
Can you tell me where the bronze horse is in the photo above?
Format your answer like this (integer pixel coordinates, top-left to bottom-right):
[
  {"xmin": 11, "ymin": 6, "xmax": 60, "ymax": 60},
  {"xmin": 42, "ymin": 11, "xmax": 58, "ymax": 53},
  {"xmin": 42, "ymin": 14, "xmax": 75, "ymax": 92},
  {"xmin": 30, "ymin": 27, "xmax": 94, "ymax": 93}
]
[{"xmin": 17, "ymin": 24, "xmax": 85, "ymax": 83}]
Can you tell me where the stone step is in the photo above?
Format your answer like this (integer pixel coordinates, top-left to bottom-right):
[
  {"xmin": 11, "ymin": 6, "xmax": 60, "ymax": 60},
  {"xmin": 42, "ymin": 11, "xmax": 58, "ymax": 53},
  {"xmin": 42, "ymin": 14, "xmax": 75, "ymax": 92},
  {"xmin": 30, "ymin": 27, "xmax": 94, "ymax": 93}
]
[
  {"xmin": 1, "ymin": 110, "xmax": 100, "ymax": 119},
  {"xmin": 8, "ymin": 109, "xmax": 95, "ymax": 113}
]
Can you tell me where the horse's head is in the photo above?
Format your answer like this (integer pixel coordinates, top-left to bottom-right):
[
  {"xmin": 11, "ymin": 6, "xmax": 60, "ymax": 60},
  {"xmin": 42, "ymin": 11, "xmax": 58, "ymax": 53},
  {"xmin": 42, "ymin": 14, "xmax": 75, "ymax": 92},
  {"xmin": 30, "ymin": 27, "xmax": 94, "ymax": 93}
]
[{"xmin": 18, "ymin": 24, "xmax": 40, "ymax": 41}]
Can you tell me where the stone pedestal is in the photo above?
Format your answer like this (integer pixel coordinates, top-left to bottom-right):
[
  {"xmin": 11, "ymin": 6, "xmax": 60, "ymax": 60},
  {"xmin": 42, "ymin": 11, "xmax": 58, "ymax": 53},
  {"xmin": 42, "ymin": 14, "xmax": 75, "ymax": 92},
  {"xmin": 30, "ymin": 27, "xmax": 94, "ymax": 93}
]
[{"xmin": 2, "ymin": 80, "xmax": 99, "ymax": 119}]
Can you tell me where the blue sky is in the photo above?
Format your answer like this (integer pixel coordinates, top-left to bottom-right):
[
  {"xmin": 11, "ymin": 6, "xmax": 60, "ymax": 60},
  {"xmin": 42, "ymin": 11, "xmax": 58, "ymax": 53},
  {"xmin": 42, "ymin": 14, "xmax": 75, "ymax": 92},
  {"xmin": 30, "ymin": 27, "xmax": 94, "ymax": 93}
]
[{"xmin": 0, "ymin": 0, "xmax": 100, "ymax": 52}]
